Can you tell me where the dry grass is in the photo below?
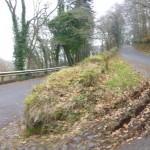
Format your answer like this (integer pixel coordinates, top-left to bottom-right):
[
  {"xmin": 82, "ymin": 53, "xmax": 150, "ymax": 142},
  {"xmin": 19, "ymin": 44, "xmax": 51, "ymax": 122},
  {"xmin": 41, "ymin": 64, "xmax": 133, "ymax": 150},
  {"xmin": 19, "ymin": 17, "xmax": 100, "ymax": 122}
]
[{"xmin": 24, "ymin": 48, "xmax": 144, "ymax": 137}]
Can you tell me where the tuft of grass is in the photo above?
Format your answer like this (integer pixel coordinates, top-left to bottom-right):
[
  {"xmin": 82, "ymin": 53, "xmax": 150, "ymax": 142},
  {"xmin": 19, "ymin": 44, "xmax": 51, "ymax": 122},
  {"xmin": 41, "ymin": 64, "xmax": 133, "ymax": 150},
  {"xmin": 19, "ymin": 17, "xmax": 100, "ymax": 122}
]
[
  {"xmin": 25, "ymin": 84, "xmax": 45, "ymax": 106},
  {"xmin": 80, "ymin": 55, "xmax": 104, "ymax": 65},
  {"xmin": 107, "ymin": 58, "xmax": 143, "ymax": 93},
  {"xmin": 79, "ymin": 70, "xmax": 99, "ymax": 87}
]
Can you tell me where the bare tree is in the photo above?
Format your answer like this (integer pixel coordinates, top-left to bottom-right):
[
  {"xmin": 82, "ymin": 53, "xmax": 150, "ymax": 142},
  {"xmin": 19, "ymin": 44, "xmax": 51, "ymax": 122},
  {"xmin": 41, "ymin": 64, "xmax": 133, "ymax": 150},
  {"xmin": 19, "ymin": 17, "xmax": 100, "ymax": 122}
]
[
  {"xmin": 124, "ymin": 0, "xmax": 150, "ymax": 43},
  {"xmin": 96, "ymin": 4, "xmax": 125, "ymax": 51},
  {"xmin": 5, "ymin": 0, "xmax": 58, "ymax": 69}
]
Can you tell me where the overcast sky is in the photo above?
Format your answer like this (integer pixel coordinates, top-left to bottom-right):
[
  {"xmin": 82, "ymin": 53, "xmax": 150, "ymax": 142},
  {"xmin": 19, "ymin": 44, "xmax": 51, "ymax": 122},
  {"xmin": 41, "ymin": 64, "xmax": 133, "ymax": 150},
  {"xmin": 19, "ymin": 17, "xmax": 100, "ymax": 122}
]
[{"xmin": 0, "ymin": 0, "xmax": 124, "ymax": 61}]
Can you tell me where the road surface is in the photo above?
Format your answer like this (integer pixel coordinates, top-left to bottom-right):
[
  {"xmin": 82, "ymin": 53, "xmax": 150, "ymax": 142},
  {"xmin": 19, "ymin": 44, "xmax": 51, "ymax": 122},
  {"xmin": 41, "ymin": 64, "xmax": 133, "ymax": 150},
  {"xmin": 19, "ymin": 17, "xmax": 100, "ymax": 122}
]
[
  {"xmin": 0, "ymin": 78, "xmax": 45, "ymax": 128},
  {"xmin": 120, "ymin": 45, "xmax": 150, "ymax": 78},
  {"xmin": 118, "ymin": 45, "xmax": 150, "ymax": 150}
]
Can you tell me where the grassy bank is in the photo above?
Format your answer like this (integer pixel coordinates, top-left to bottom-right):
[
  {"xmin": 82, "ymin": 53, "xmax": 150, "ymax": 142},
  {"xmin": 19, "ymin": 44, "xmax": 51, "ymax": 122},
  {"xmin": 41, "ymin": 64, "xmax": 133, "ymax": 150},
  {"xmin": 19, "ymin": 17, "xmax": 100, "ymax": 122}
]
[
  {"xmin": 134, "ymin": 43, "xmax": 150, "ymax": 53},
  {"xmin": 24, "ymin": 48, "xmax": 145, "ymax": 139}
]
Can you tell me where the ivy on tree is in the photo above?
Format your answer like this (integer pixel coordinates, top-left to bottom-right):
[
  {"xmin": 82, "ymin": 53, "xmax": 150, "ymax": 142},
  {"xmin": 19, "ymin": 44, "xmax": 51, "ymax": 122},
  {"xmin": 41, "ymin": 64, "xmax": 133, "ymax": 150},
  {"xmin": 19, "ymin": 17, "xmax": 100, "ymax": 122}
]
[{"xmin": 5, "ymin": 0, "xmax": 30, "ymax": 70}]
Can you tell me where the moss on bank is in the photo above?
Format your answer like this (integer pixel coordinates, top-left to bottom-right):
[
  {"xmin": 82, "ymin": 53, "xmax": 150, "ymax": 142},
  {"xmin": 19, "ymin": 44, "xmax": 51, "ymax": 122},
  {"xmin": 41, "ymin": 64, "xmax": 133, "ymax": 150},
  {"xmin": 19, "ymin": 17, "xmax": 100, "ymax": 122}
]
[{"xmin": 24, "ymin": 48, "xmax": 144, "ymax": 137}]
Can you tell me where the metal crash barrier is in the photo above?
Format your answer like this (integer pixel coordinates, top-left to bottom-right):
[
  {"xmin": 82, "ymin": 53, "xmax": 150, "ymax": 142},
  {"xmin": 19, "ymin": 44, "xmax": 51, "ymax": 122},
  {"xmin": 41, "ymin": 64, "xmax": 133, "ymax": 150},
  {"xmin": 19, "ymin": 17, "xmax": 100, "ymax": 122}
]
[{"xmin": 0, "ymin": 66, "xmax": 67, "ymax": 83}]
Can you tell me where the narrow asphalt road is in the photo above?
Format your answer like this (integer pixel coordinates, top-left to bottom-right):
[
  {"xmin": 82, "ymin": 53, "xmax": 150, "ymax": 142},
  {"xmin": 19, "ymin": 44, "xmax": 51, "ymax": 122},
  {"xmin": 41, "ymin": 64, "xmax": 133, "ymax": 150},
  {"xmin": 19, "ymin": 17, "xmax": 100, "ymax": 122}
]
[
  {"xmin": 117, "ymin": 45, "xmax": 150, "ymax": 150},
  {"xmin": 120, "ymin": 45, "xmax": 150, "ymax": 78},
  {"xmin": 0, "ymin": 78, "xmax": 45, "ymax": 128}
]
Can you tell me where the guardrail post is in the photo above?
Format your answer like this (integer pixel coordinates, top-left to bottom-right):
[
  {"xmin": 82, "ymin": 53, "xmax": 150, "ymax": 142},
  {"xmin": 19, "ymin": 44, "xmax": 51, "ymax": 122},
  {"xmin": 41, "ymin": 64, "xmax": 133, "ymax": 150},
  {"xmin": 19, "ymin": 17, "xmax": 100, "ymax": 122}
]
[
  {"xmin": 45, "ymin": 70, "xmax": 48, "ymax": 75},
  {"xmin": 25, "ymin": 72, "xmax": 30, "ymax": 79},
  {"xmin": 9, "ymin": 76, "xmax": 12, "ymax": 80}
]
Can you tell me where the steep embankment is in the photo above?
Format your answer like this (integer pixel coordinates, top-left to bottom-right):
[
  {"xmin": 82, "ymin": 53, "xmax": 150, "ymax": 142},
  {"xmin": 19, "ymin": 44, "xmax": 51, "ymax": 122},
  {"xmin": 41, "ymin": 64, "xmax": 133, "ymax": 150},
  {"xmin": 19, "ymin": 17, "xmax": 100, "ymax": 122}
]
[
  {"xmin": 134, "ymin": 38, "xmax": 150, "ymax": 53},
  {"xmin": 135, "ymin": 43, "xmax": 150, "ymax": 53},
  {"xmin": 25, "ymin": 47, "xmax": 142, "ymax": 134},
  {"xmin": 24, "ymin": 48, "xmax": 145, "ymax": 131}
]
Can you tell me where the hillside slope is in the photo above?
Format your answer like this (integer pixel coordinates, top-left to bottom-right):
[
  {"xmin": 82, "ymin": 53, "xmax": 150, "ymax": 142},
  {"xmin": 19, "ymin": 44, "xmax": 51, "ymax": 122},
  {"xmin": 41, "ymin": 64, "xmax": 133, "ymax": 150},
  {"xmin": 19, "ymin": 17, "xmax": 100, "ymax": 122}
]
[{"xmin": 0, "ymin": 58, "xmax": 13, "ymax": 71}]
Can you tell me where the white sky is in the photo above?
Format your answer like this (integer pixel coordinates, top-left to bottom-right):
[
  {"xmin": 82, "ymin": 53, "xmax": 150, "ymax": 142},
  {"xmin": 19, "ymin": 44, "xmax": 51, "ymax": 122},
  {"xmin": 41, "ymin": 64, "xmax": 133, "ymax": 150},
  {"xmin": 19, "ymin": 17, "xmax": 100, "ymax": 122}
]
[{"xmin": 0, "ymin": 0, "xmax": 124, "ymax": 61}]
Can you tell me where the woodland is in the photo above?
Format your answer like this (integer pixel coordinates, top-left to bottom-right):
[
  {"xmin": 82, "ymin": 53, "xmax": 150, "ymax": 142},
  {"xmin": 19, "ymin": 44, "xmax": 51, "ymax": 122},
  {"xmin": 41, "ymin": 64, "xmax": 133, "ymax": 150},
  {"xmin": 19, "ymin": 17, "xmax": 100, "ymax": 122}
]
[{"xmin": 4, "ymin": 0, "xmax": 150, "ymax": 71}]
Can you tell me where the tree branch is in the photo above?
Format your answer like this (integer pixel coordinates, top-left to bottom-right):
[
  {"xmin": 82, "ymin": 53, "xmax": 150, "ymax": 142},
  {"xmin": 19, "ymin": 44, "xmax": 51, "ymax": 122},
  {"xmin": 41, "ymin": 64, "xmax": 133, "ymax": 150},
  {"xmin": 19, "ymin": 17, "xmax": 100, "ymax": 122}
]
[
  {"xmin": 28, "ymin": 3, "xmax": 58, "ymax": 26},
  {"xmin": 5, "ymin": 0, "xmax": 17, "ymax": 13},
  {"xmin": 21, "ymin": 0, "xmax": 26, "ymax": 26},
  {"xmin": 134, "ymin": 1, "xmax": 150, "ymax": 9},
  {"xmin": 5, "ymin": 0, "xmax": 13, "ymax": 13}
]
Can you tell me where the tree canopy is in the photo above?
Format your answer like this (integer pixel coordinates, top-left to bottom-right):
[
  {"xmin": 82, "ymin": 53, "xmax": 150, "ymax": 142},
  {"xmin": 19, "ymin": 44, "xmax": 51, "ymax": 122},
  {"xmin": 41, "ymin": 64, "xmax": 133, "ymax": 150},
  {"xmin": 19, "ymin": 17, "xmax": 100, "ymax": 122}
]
[
  {"xmin": 6, "ymin": 0, "xmax": 150, "ymax": 70},
  {"xmin": 48, "ymin": 8, "xmax": 93, "ymax": 66}
]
